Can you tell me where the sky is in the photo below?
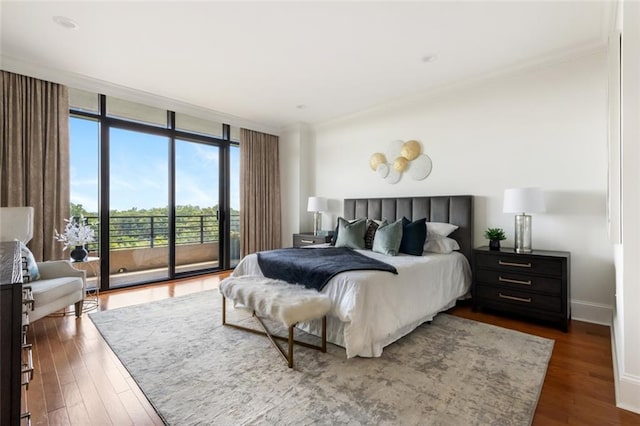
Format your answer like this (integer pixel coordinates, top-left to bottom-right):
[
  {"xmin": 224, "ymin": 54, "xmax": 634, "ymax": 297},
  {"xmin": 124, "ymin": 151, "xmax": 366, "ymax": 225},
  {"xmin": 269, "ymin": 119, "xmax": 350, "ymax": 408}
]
[{"xmin": 69, "ymin": 117, "xmax": 240, "ymax": 213}]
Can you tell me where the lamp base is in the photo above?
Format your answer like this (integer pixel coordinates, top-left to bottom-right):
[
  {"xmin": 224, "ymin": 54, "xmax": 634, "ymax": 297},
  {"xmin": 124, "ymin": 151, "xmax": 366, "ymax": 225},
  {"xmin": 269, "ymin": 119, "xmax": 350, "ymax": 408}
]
[
  {"xmin": 514, "ymin": 214, "xmax": 533, "ymax": 254},
  {"xmin": 313, "ymin": 212, "xmax": 321, "ymax": 236},
  {"xmin": 515, "ymin": 247, "xmax": 533, "ymax": 254}
]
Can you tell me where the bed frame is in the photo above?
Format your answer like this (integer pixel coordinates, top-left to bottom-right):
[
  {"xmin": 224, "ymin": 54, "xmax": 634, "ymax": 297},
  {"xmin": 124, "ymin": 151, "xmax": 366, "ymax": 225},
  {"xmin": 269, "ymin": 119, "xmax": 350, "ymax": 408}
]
[{"xmin": 343, "ymin": 195, "xmax": 474, "ymax": 264}]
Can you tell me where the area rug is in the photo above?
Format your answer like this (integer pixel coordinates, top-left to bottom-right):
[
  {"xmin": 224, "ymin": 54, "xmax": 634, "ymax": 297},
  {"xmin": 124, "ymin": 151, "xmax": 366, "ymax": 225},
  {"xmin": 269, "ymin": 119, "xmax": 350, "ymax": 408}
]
[{"xmin": 89, "ymin": 290, "xmax": 554, "ymax": 426}]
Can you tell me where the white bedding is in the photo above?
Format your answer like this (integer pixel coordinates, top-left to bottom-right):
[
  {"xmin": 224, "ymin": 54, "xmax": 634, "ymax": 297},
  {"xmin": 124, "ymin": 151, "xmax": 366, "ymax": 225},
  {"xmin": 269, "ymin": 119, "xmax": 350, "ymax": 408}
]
[{"xmin": 231, "ymin": 248, "xmax": 471, "ymax": 358}]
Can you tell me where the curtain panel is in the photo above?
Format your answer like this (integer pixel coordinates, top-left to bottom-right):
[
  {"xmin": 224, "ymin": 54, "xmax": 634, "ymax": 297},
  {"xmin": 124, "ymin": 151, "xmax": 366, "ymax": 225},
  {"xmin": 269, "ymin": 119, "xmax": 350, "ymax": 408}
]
[
  {"xmin": 239, "ymin": 129, "xmax": 281, "ymax": 256},
  {"xmin": 0, "ymin": 71, "xmax": 70, "ymax": 261}
]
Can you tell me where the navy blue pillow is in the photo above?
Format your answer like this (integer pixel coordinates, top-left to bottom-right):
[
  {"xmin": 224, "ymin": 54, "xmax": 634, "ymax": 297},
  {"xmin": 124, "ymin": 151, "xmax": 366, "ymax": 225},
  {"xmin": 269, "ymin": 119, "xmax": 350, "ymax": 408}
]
[{"xmin": 399, "ymin": 217, "xmax": 427, "ymax": 256}]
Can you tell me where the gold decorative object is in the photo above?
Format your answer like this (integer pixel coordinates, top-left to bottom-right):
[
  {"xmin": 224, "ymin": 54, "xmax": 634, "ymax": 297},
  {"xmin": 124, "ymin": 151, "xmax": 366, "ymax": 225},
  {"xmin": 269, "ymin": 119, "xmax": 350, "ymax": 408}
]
[
  {"xmin": 369, "ymin": 152, "xmax": 387, "ymax": 171},
  {"xmin": 401, "ymin": 140, "xmax": 421, "ymax": 161},
  {"xmin": 393, "ymin": 156, "xmax": 409, "ymax": 172},
  {"xmin": 370, "ymin": 139, "xmax": 432, "ymax": 184}
]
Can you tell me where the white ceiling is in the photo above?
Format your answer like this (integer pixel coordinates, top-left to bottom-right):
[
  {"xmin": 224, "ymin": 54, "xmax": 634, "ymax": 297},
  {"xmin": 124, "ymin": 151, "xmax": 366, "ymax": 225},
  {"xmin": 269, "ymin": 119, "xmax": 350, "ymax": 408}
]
[{"xmin": 1, "ymin": 1, "xmax": 611, "ymax": 132}]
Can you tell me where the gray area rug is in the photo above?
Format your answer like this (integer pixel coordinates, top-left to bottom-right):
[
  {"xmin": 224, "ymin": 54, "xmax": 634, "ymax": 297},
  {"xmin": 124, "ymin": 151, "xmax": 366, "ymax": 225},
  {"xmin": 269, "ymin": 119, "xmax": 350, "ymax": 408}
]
[{"xmin": 90, "ymin": 290, "xmax": 554, "ymax": 426}]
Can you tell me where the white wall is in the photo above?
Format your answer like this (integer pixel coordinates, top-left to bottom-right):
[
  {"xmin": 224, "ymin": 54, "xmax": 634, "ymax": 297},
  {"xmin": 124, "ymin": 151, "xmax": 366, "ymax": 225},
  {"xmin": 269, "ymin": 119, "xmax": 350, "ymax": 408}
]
[
  {"xmin": 613, "ymin": 0, "xmax": 640, "ymax": 414},
  {"xmin": 280, "ymin": 123, "xmax": 315, "ymax": 245},
  {"xmin": 291, "ymin": 50, "xmax": 612, "ymax": 323}
]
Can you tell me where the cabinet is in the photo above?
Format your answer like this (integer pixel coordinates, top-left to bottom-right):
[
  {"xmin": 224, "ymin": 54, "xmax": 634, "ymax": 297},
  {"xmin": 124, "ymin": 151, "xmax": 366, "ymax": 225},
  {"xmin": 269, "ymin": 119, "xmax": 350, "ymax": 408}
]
[
  {"xmin": 472, "ymin": 246, "xmax": 571, "ymax": 331},
  {"xmin": 292, "ymin": 233, "xmax": 332, "ymax": 247},
  {"xmin": 0, "ymin": 241, "xmax": 32, "ymax": 425}
]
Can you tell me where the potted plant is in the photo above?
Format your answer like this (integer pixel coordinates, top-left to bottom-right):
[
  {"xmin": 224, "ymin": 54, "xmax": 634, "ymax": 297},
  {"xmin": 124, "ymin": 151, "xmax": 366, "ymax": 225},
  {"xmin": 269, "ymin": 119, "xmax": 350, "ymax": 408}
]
[
  {"xmin": 54, "ymin": 215, "xmax": 97, "ymax": 262},
  {"xmin": 484, "ymin": 227, "xmax": 506, "ymax": 251}
]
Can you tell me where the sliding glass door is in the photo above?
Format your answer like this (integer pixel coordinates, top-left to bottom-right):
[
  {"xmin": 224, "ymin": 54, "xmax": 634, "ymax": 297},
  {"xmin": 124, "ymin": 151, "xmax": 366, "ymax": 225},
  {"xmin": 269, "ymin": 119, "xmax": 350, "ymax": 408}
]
[
  {"xmin": 109, "ymin": 128, "xmax": 170, "ymax": 287},
  {"xmin": 175, "ymin": 140, "xmax": 220, "ymax": 274},
  {"xmin": 69, "ymin": 90, "xmax": 240, "ymax": 290}
]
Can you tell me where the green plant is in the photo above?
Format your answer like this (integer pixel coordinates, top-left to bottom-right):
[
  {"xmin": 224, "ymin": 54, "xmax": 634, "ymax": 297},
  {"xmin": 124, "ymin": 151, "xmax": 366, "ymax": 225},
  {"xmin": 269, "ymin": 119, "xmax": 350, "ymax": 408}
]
[{"xmin": 484, "ymin": 227, "xmax": 506, "ymax": 241}]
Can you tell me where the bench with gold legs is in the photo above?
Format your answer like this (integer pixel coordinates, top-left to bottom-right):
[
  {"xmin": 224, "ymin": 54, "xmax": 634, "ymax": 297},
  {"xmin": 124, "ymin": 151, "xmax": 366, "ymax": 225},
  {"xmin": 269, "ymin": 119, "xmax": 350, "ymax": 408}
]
[{"xmin": 219, "ymin": 276, "xmax": 332, "ymax": 368}]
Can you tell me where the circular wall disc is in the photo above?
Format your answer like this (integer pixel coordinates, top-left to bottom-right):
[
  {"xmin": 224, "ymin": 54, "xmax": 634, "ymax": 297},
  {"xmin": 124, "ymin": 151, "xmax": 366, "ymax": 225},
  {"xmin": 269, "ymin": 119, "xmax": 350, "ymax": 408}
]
[
  {"xmin": 376, "ymin": 163, "xmax": 389, "ymax": 178},
  {"xmin": 408, "ymin": 154, "xmax": 433, "ymax": 180},
  {"xmin": 387, "ymin": 140, "xmax": 404, "ymax": 161},
  {"xmin": 393, "ymin": 156, "xmax": 409, "ymax": 172},
  {"xmin": 385, "ymin": 168, "xmax": 402, "ymax": 184},
  {"xmin": 401, "ymin": 140, "xmax": 421, "ymax": 161},
  {"xmin": 369, "ymin": 152, "xmax": 386, "ymax": 171}
]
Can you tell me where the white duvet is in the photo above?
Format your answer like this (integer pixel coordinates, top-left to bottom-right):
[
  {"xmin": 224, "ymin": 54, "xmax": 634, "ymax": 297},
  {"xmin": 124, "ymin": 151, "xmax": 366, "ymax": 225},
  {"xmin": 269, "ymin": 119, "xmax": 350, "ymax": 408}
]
[{"xmin": 231, "ymin": 248, "xmax": 471, "ymax": 358}]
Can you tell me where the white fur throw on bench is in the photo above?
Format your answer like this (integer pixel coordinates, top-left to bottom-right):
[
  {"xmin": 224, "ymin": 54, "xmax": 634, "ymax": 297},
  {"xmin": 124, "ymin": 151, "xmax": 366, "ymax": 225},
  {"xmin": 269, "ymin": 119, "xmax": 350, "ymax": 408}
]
[{"xmin": 219, "ymin": 276, "xmax": 331, "ymax": 327}]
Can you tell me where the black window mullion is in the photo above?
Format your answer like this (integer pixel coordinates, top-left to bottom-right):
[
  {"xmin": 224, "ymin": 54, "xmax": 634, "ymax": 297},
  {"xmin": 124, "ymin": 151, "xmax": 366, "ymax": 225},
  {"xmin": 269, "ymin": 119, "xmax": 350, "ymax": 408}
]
[
  {"xmin": 220, "ymin": 124, "xmax": 231, "ymax": 269},
  {"xmin": 98, "ymin": 94, "xmax": 110, "ymax": 291},
  {"xmin": 168, "ymin": 111, "xmax": 176, "ymax": 278}
]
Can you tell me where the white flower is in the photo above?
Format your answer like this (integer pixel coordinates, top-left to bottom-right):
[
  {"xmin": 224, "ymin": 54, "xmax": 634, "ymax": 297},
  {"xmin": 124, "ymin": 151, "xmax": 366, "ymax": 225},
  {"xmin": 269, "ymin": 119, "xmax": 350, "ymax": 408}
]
[{"xmin": 54, "ymin": 215, "xmax": 97, "ymax": 251}]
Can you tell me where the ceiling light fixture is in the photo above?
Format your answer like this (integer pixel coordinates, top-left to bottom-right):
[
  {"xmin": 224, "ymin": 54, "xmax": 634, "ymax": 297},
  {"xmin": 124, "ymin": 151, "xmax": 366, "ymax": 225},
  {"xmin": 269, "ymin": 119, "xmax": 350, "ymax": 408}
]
[
  {"xmin": 53, "ymin": 16, "xmax": 79, "ymax": 30},
  {"xmin": 421, "ymin": 54, "xmax": 438, "ymax": 63}
]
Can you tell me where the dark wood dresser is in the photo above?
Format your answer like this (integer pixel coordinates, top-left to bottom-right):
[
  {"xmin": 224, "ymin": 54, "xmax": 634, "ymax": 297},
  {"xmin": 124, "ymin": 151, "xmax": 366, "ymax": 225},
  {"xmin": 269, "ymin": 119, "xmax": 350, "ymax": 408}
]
[
  {"xmin": 473, "ymin": 246, "xmax": 571, "ymax": 331},
  {"xmin": 292, "ymin": 233, "xmax": 332, "ymax": 247},
  {"xmin": 0, "ymin": 241, "xmax": 32, "ymax": 425}
]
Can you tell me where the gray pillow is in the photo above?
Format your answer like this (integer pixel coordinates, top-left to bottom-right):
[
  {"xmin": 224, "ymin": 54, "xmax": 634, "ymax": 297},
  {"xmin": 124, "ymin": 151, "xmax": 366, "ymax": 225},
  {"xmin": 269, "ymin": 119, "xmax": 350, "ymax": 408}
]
[
  {"xmin": 334, "ymin": 217, "xmax": 367, "ymax": 249},
  {"xmin": 372, "ymin": 219, "xmax": 403, "ymax": 256}
]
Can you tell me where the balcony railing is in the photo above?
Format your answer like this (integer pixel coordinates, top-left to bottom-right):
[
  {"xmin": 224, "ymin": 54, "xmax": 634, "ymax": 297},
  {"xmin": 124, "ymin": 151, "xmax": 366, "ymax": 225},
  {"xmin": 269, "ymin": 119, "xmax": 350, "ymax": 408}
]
[{"xmin": 82, "ymin": 213, "xmax": 240, "ymax": 252}]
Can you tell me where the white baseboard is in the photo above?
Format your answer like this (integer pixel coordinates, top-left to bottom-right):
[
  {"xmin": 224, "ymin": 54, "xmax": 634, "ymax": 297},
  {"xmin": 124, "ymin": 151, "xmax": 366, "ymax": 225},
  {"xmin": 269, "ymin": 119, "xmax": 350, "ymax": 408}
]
[
  {"xmin": 571, "ymin": 299, "xmax": 613, "ymax": 326},
  {"xmin": 611, "ymin": 320, "xmax": 640, "ymax": 414},
  {"xmin": 617, "ymin": 376, "xmax": 640, "ymax": 414}
]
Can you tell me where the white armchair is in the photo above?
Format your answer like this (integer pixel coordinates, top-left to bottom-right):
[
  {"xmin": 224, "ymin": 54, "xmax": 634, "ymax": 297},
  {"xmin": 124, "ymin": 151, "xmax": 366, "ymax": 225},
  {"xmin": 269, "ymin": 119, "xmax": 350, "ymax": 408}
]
[{"xmin": 0, "ymin": 207, "xmax": 86, "ymax": 322}]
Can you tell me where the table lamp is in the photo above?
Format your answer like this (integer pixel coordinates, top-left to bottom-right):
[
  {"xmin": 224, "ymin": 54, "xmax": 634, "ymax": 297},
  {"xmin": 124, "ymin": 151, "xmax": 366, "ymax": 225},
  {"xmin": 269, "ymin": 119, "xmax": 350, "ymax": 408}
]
[
  {"xmin": 307, "ymin": 196, "xmax": 328, "ymax": 236},
  {"xmin": 503, "ymin": 187, "xmax": 546, "ymax": 253}
]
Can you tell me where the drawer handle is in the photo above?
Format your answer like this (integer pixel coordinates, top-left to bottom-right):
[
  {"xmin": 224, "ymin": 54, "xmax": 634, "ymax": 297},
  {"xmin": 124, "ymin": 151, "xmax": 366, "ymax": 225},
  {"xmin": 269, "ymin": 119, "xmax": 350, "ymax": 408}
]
[
  {"xmin": 499, "ymin": 293, "xmax": 532, "ymax": 303},
  {"xmin": 300, "ymin": 239, "xmax": 314, "ymax": 244},
  {"xmin": 499, "ymin": 276, "xmax": 532, "ymax": 286},
  {"xmin": 498, "ymin": 260, "xmax": 532, "ymax": 268}
]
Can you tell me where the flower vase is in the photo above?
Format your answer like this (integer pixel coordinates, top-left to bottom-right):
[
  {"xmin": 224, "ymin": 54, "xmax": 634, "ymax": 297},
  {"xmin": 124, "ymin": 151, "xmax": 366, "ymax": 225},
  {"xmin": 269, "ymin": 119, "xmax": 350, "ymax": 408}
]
[
  {"xmin": 70, "ymin": 245, "xmax": 88, "ymax": 262},
  {"xmin": 489, "ymin": 240, "xmax": 501, "ymax": 251}
]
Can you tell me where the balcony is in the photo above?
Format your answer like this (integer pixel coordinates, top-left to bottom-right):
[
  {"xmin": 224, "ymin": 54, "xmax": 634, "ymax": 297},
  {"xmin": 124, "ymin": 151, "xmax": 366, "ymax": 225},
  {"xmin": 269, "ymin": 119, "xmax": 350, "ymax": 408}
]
[{"xmin": 80, "ymin": 213, "xmax": 239, "ymax": 287}]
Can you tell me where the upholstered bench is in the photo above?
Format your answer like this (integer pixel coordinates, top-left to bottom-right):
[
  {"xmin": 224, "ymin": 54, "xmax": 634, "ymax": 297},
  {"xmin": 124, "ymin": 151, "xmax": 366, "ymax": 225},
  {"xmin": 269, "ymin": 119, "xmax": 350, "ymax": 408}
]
[{"xmin": 219, "ymin": 275, "xmax": 331, "ymax": 368}]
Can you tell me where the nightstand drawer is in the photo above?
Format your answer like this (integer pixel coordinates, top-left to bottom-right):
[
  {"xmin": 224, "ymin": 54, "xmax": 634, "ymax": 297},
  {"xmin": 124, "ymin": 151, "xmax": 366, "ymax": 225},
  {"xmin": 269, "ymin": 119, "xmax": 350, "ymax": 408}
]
[
  {"xmin": 475, "ymin": 253, "xmax": 563, "ymax": 276},
  {"xmin": 475, "ymin": 270, "xmax": 561, "ymax": 295},
  {"xmin": 293, "ymin": 234, "xmax": 331, "ymax": 247},
  {"xmin": 475, "ymin": 285, "xmax": 561, "ymax": 313}
]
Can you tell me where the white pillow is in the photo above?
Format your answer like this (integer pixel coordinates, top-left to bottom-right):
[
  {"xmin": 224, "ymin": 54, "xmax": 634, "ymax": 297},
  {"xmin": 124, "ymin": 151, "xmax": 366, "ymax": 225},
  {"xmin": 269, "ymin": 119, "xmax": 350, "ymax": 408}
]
[
  {"xmin": 424, "ymin": 237, "xmax": 460, "ymax": 254},
  {"xmin": 426, "ymin": 222, "xmax": 459, "ymax": 241},
  {"xmin": 427, "ymin": 222, "xmax": 458, "ymax": 236}
]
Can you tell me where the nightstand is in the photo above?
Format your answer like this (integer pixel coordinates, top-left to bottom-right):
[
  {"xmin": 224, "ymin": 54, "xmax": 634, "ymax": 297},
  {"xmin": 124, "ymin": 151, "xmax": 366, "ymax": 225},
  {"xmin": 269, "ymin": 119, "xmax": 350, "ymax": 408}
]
[
  {"xmin": 473, "ymin": 246, "xmax": 571, "ymax": 331},
  {"xmin": 293, "ymin": 233, "xmax": 332, "ymax": 247}
]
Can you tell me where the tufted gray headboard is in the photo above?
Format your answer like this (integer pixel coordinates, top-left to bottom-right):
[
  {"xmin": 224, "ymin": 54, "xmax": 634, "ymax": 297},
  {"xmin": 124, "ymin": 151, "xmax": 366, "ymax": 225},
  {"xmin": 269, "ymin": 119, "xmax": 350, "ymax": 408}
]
[{"xmin": 343, "ymin": 196, "xmax": 474, "ymax": 264}]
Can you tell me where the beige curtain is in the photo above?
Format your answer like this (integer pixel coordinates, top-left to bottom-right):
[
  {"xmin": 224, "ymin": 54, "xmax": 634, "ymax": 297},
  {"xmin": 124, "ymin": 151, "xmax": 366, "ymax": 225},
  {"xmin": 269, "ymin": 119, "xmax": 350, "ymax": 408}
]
[
  {"xmin": 0, "ymin": 71, "xmax": 70, "ymax": 261},
  {"xmin": 239, "ymin": 128, "xmax": 281, "ymax": 256}
]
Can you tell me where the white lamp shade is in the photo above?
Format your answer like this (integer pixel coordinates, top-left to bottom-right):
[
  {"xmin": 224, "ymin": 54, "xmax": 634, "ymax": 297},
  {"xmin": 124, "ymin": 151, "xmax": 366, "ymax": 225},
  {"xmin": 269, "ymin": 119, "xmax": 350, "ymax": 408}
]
[
  {"xmin": 307, "ymin": 196, "xmax": 328, "ymax": 212},
  {"xmin": 503, "ymin": 187, "xmax": 546, "ymax": 213},
  {"xmin": 0, "ymin": 206, "xmax": 34, "ymax": 243}
]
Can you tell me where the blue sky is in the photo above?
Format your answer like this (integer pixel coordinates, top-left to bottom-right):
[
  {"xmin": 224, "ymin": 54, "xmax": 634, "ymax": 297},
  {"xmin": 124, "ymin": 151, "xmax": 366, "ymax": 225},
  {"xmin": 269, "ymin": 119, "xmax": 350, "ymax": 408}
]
[{"xmin": 70, "ymin": 117, "xmax": 240, "ymax": 212}]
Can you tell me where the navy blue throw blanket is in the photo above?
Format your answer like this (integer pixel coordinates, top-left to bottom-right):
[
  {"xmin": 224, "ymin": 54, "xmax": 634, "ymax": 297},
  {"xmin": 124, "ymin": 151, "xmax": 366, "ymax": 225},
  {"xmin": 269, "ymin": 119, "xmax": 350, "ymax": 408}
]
[{"xmin": 256, "ymin": 247, "xmax": 398, "ymax": 291}]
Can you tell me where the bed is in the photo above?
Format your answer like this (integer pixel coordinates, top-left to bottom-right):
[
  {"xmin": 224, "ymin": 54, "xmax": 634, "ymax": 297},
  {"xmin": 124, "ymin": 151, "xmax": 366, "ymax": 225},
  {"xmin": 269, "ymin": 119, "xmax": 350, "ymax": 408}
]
[{"xmin": 232, "ymin": 195, "xmax": 474, "ymax": 358}]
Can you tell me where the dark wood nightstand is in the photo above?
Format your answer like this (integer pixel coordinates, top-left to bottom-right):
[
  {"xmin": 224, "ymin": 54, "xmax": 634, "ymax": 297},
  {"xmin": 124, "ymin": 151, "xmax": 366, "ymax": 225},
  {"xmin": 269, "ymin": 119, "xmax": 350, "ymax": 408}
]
[
  {"xmin": 473, "ymin": 246, "xmax": 571, "ymax": 331},
  {"xmin": 292, "ymin": 233, "xmax": 332, "ymax": 247}
]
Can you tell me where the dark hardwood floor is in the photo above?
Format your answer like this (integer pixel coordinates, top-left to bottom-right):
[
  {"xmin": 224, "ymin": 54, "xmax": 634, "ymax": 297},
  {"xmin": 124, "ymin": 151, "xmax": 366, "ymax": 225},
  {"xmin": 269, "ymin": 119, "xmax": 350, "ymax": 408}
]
[{"xmin": 23, "ymin": 273, "xmax": 640, "ymax": 425}]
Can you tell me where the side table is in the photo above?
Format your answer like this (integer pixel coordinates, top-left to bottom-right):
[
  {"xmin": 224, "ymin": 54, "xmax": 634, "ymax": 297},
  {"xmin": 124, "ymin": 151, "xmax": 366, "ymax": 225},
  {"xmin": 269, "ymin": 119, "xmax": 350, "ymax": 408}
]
[
  {"xmin": 71, "ymin": 256, "xmax": 100, "ymax": 312},
  {"xmin": 473, "ymin": 246, "xmax": 570, "ymax": 331},
  {"xmin": 293, "ymin": 233, "xmax": 332, "ymax": 247}
]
